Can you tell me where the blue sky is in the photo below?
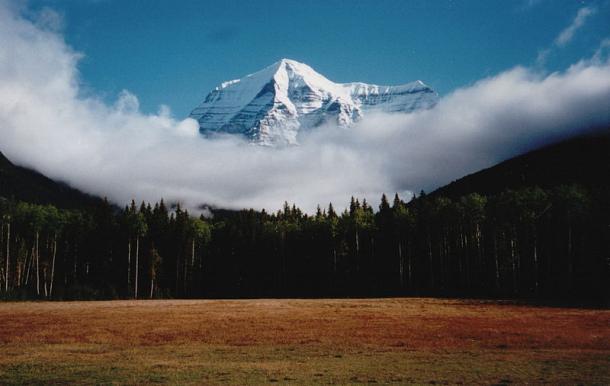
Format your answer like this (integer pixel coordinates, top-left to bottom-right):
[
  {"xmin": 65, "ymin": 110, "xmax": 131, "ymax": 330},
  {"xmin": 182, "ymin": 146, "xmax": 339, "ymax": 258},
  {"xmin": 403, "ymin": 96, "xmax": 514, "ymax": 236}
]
[{"xmin": 26, "ymin": 0, "xmax": 610, "ymax": 117}]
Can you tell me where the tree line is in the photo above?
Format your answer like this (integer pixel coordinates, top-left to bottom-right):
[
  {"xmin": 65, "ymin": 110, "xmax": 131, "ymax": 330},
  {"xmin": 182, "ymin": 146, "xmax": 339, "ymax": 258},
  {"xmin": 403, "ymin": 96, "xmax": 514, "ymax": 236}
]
[{"xmin": 0, "ymin": 184, "xmax": 607, "ymax": 301}]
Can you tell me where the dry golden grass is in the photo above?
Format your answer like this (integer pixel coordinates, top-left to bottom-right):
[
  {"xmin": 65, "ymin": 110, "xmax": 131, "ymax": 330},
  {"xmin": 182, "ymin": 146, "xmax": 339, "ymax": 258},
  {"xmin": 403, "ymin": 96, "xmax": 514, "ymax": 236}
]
[{"xmin": 0, "ymin": 298, "xmax": 608, "ymax": 384}]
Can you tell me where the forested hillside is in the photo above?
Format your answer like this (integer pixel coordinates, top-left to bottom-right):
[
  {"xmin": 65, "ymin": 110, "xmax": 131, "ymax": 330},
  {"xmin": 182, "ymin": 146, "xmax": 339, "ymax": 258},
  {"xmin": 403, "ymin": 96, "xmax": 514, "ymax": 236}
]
[
  {"xmin": 433, "ymin": 133, "xmax": 610, "ymax": 199},
  {"xmin": 0, "ymin": 135, "xmax": 608, "ymax": 302},
  {"xmin": 0, "ymin": 152, "xmax": 102, "ymax": 210}
]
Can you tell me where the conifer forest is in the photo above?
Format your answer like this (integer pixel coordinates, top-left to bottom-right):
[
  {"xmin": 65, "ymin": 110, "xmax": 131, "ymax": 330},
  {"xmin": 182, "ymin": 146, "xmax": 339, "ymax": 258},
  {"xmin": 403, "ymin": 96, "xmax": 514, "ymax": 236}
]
[{"xmin": 0, "ymin": 184, "xmax": 607, "ymax": 302}]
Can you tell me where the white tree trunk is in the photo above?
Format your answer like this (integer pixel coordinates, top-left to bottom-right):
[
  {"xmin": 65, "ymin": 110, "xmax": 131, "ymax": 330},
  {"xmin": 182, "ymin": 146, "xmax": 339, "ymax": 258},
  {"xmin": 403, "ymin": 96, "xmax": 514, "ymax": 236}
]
[
  {"xmin": 564, "ymin": 225, "xmax": 574, "ymax": 290},
  {"xmin": 43, "ymin": 267, "xmax": 48, "ymax": 298},
  {"xmin": 191, "ymin": 239, "xmax": 195, "ymax": 267},
  {"xmin": 398, "ymin": 241, "xmax": 403, "ymax": 288},
  {"xmin": 5, "ymin": 222, "xmax": 9, "ymax": 292},
  {"xmin": 49, "ymin": 235, "xmax": 57, "ymax": 297},
  {"xmin": 35, "ymin": 232, "xmax": 40, "ymax": 296},
  {"xmin": 127, "ymin": 239, "xmax": 131, "ymax": 296},
  {"xmin": 134, "ymin": 237, "xmax": 139, "ymax": 299},
  {"xmin": 25, "ymin": 247, "xmax": 33, "ymax": 286},
  {"xmin": 493, "ymin": 232, "xmax": 500, "ymax": 290},
  {"xmin": 533, "ymin": 232, "xmax": 539, "ymax": 293},
  {"xmin": 355, "ymin": 230, "xmax": 360, "ymax": 272},
  {"xmin": 407, "ymin": 241, "xmax": 412, "ymax": 288},
  {"xmin": 333, "ymin": 248, "xmax": 337, "ymax": 274}
]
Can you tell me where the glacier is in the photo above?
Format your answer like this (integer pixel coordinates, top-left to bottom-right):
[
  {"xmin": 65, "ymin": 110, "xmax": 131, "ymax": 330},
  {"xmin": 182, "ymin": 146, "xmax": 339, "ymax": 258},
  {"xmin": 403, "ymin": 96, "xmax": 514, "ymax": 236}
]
[{"xmin": 189, "ymin": 59, "xmax": 438, "ymax": 145}]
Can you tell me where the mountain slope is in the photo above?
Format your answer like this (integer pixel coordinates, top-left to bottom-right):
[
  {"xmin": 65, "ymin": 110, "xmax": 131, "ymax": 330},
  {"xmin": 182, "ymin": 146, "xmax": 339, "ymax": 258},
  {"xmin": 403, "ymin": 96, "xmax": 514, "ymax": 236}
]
[
  {"xmin": 430, "ymin": 133, "xmax": 610, "ymax": 199},
  {"xmin": 190, "ymin": 59, "xmax": 437, "ymax": 145},
  {"xmin": 0, "ymin": 151, "xmax": 103, "ymax": 209}
]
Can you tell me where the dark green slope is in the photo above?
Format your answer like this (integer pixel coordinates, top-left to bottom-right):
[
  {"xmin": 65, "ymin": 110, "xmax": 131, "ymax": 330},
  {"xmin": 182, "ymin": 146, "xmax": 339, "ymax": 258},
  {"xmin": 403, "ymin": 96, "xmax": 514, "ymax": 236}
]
[
  {"xmin": 430, "ymin": 133, "xmax": 610, "ymax": 199},
  {"xmin": 0, "ymin": 151, "xmax": 103, "ymax": 209}
]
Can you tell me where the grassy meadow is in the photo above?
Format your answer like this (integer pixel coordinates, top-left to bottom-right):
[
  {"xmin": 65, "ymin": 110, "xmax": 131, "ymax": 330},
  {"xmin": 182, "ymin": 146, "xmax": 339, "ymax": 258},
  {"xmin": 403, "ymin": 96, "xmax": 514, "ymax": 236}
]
[{"xmin": 0, "ymin": 298, "xmax": 608, "ymax": 384}]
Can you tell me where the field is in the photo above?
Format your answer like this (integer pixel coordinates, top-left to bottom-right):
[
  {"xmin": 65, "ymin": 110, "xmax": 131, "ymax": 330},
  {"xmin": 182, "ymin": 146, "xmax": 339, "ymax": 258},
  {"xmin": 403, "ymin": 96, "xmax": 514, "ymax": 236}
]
[{"xmin": 0, "ymin": 298, "xmax": 608, "ymax": 385}]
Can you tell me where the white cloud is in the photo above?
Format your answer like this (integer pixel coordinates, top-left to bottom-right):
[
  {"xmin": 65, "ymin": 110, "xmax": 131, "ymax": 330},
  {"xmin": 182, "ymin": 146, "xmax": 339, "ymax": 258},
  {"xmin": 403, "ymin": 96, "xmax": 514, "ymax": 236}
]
[
  {"xmin": 555, "ymin": 6, "xmax": 596, "ymax": 47},
  {"xmin": 33, "ymin": 7, "xmax": 64, "ymax": 32},
  {"xmin": 520, "ymin": 0, "xmax": 544, "ymax": 11},
  {"xmin": 592, "ymin": 38, "xmax": 610, "ymax": 62},
  {"xmin": 0, "ymin": 2, "xmax": 609, "ymax": 213},
  {"xmin": 537, "ymin": 6, "xmax": 597, "ymax": 66}
]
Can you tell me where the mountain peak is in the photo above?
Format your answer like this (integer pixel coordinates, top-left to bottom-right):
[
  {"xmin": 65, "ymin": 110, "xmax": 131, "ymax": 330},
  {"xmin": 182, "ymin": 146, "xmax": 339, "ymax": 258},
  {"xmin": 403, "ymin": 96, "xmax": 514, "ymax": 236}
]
[
  {"xmin": 190, "ymin": 60, "xmax": 438, "ymax": 145},
  {"xmin": 275, "ymin": 58, "xmax": 304, "ymax": 66},
  {"xmin": 272, "ymin": 58, "xmax": 313, "ymax": 71}
]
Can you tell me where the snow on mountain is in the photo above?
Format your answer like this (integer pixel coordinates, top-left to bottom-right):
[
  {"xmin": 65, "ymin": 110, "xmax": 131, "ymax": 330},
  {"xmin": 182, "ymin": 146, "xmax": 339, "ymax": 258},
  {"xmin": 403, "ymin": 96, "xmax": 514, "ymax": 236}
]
[{"xmin": 189, "ymin": 59, "xmax": 438, "ymax": 145}]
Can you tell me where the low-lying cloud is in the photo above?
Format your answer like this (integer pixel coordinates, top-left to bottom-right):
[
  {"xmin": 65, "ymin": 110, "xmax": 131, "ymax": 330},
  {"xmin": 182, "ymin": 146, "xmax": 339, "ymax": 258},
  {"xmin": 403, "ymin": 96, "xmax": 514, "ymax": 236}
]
[{"xmin": 1, "ymin": 2, "xmax": 609, "ymax": 213}]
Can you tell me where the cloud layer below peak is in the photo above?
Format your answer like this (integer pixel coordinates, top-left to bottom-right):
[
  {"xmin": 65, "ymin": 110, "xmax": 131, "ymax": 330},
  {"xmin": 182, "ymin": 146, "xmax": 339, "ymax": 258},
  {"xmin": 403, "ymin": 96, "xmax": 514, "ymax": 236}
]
[{"xmin": 1, "ymin": 3, "xmax": 609, "ymax": 213}]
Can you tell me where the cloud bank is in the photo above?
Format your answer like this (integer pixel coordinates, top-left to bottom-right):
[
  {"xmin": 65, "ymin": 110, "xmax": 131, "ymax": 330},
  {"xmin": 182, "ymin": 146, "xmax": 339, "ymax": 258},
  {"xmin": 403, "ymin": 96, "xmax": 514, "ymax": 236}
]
[{"xmin": 1, "ymin": 2, "xmax": 610, "ymax": 213}]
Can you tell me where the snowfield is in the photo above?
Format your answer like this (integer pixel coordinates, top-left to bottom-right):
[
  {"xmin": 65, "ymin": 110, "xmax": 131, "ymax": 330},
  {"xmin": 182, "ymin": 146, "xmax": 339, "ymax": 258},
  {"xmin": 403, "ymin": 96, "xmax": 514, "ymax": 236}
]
[{"xmin": 189, "ymin": 59, "xmax": 438, "ymax": 145}]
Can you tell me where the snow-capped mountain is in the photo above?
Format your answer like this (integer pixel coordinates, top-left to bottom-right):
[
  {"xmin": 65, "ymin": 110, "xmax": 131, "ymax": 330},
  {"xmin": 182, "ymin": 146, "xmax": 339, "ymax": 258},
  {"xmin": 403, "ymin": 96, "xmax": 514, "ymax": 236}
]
[{"xmin": 189, "ymin": 59, "xmax": 438, "ymax": 145}]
